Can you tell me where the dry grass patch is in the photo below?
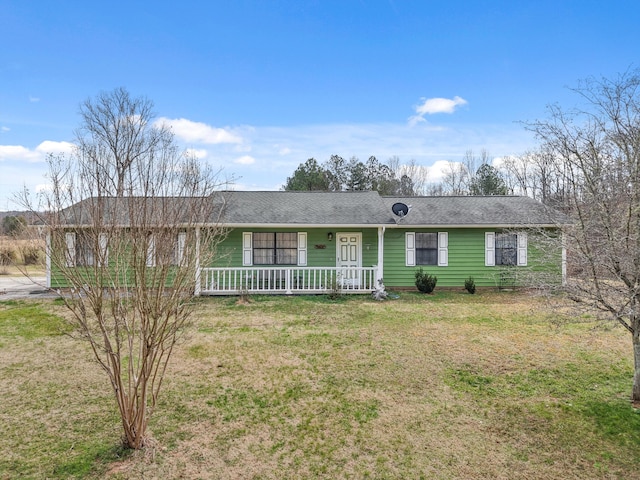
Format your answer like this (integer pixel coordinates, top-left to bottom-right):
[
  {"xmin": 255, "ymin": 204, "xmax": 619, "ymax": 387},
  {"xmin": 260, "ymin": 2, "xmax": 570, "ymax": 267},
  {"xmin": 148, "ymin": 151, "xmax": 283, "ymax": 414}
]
[{"xmin": 1, "ymin": 291, "xmax": 638, "ymax": 479}]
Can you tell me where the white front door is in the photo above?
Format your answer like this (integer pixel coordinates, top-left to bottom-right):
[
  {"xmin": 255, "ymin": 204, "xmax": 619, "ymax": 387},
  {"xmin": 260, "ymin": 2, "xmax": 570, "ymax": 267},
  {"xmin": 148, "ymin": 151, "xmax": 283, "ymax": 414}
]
[{"xmin": 336, "ymin": 233, "xmax": 361, "ymax": 287}]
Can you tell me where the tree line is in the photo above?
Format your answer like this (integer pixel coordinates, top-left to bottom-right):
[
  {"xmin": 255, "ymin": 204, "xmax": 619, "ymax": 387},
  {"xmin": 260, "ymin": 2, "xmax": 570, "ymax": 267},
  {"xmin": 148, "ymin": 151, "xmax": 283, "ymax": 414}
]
[{"xmin": 282, "ymin": 148, "xmax": 568, "ymax": 200}]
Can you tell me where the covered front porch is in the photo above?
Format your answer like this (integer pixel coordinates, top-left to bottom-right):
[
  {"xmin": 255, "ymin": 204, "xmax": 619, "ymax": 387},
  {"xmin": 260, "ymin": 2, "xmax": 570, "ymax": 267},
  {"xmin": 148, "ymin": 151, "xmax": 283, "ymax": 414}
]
[{"xmin": 197, "ymin": 266, "xmax": 380, "ymax": 295}]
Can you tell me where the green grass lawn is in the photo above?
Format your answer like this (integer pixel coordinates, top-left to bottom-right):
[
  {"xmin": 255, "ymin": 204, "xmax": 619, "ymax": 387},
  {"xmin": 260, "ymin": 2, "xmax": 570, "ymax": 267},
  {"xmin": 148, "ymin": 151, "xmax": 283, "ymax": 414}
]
[{"xmin": 0, "ymin": 290, "xmax": 638, "ymax": 479}]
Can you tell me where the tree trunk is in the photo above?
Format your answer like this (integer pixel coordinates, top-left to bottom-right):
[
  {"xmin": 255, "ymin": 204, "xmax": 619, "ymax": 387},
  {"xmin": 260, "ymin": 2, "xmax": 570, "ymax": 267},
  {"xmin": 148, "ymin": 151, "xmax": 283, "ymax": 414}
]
[{"xmin": 633, "ymin": 330, "xmax": 640, "ymax": 405}]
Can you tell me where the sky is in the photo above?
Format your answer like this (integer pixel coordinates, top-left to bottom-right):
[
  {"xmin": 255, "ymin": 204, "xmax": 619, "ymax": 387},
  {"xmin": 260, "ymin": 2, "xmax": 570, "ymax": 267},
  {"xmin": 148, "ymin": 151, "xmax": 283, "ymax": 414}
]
[{"xmin": 1, "ymin": 0, "xmax": 639, "ymax": 210}]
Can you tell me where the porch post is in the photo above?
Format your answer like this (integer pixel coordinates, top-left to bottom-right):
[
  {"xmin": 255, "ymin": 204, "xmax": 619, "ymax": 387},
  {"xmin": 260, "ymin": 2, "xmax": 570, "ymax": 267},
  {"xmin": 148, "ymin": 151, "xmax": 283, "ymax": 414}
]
[
  {"xmin": 195, "ymin": 226, "xmax": 201, "ymax": 296},
  {"xmin": 561, "ymin": 231, "xmax": 567, "ymax": 286},
  {"xmin": 376, "ymin": 226, "xmax": 385, "ymax": 287},
  {"xmin": 45, "ymin": 231, "xmax": 51, "ymax": 289}
]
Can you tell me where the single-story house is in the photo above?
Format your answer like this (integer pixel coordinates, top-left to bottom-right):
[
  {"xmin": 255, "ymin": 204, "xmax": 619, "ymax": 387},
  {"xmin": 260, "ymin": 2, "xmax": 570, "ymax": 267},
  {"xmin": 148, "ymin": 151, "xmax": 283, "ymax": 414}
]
[{"xmin": 47, "ymin": 191, "xmax": 566, "ymax": 295}]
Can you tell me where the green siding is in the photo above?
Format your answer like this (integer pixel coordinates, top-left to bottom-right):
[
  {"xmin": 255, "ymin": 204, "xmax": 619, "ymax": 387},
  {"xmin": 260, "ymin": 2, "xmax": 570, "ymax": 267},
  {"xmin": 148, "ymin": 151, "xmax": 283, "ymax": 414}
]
[
  {"xmin": 210, "ymin": 228, "xmax": 380, "ymax": 269},
  {"xmin": 382, "ymin": 228, "xmax": 558, "ymax": 288}
]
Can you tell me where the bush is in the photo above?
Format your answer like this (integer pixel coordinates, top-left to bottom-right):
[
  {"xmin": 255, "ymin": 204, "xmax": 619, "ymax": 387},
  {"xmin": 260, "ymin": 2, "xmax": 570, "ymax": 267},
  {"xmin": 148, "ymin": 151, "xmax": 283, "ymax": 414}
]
[
  {"xmin": 464, "ymin": 276, "xmax": 476, "ymax": 294},
  {"xmin": 0, "ymin": 245, "xmax": 17, "ymax": 266},
  {"xmin": 415, "ymin": 268, "xmax": 437, "ymax": 294},
  {"xmin": 20, "ymin": 243, "xmax": 42, "ymax": 265}
]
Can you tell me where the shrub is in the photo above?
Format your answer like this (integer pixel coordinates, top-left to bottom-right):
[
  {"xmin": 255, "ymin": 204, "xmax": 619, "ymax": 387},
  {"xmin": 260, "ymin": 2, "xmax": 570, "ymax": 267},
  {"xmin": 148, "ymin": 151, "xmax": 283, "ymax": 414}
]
[
  {"xmin": 0, "ymin": 245, "xmax": 17, "ymax": 266},
  {"xmin": 464, "ymin": 276, "xmax": 476, "ymax": 294},
  {"xmin": 20, "ymin": 243, "xmax": 42, "ymax": 265},
  {"xmin": 415, "ymin": 268, "xmax": 437, "ymax": 294}
]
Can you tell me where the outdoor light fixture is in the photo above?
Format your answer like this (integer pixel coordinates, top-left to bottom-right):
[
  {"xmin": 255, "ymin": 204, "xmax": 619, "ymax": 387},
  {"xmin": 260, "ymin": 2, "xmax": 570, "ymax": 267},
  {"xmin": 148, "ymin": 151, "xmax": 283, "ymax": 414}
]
[{"xmin": 327, "ymin": 232, "xmax": 333, "ymax": 241}]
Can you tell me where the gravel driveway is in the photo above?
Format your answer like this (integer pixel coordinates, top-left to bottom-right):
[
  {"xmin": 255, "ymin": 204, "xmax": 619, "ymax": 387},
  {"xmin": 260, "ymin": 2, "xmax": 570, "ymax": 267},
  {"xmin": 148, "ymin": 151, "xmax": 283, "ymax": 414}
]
[{"xmin": 0, "ymin": 276, "xmax": 56, "ymax": 300}]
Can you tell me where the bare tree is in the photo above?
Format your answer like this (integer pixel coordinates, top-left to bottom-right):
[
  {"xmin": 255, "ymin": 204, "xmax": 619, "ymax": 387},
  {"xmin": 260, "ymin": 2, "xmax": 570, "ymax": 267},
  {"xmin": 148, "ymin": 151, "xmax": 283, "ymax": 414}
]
[
  {"xmin": 441, "ymin": 161, "xmax": 469, "ymax": 195},
  {"xmin": 529, "ymin": 70, "xmax": 640, "ymax": 403},
  {"xmin": 21, "ymin": 89, "xmax": 227, "ymax": 449}
]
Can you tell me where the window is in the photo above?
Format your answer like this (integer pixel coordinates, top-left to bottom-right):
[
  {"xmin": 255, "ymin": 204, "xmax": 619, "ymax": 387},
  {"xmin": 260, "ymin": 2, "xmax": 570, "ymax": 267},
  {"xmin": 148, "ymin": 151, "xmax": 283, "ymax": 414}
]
[
  {"xmin": 253, "ymin": 232, "xmax": 297, "ymax": 265},
  {"xmin": 415, "ymin": 233, "xmax": 438, "ymax": 265},
  {"xmin": 495, "ymin": 233, "xmax": 517, "ymax": 266},
  {"xmin": 65, "ymin": 232, "xmax": 108, "ymax": 267},
  {"xmin": 485, "ymin": 232, "xmax": 527, "ymax": 266},
  {"xmin": 147, "ymin": 232, "xmax": 187, "ymax": 267},
  {"xmin": 242, "ymin": 232, "xmax": 307, "ymax": 266},
  {"xmin": 406, "ymin": 232, "xmax": 448, "ymax": 267}
]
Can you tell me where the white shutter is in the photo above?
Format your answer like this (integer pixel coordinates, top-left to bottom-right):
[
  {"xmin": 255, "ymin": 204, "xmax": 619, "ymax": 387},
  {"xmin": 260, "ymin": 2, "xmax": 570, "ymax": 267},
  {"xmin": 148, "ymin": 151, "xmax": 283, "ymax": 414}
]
[
  {"xmin": 297, "ymin": 232, "xmax": 307, "ymax": 266},
  {"xmin": 485, "ymin": 232, "xmax": 495, "ymax": 266},
  {"xmin": 406, "ymin": 232, "xmax": 416, "ymax": 266},
  {"xmin": 176, "ymin": 232, "xmax": 187, "ymax": 266},
  {"xmin": 517, "ymin": 232, "xmax": 528, "ymax": 266},
  {"xmin": 242, "ymin": 232, "xmax": 253, "ymax": 266},
  {"xmin": 438, "ymin": 232, "xmax": 448, "ymax": 267},
  {"xmin": 65, "ymin": 232, "xmax": 76, "ymax": 267},
  {"xmin": 98, "ymin": 233, "xmax": 108, "ymax": 267},
  {"xmin": 146, "ymin": 235, "xmax": 156, "ymax": 267}
]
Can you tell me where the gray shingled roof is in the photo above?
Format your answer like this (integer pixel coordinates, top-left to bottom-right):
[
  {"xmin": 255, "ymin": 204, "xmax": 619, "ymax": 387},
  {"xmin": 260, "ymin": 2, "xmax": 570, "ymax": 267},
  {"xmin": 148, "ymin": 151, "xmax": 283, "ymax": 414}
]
[
  {"xmin": 380, "ymin": 195, "xmax": 567, "ymax": 226},
  {"xmin": 59, "ymin": 191, "xmax": 565, "ymax": 227},
  {"xmin": 222, "ymin": 191, "xmax": 564, "ymax": 227},
  {"xmin": 221, "ymin": 191, "xmax": 386, "ymax": 225}
]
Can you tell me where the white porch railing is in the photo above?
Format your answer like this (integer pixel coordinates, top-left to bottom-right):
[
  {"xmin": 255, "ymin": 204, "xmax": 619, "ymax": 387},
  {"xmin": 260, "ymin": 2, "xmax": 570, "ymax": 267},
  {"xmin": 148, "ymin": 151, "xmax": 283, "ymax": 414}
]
[{"xmin": 199, "ymin": 266, "xmax": 378, "ymax": 295}]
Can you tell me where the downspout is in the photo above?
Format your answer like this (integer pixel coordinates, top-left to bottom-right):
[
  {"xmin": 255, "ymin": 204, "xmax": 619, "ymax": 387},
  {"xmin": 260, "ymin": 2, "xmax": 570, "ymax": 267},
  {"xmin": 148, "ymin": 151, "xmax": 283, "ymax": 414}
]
[{"xmin": 377, "ymin": 226, "xmax": 385, "ymax": 287}]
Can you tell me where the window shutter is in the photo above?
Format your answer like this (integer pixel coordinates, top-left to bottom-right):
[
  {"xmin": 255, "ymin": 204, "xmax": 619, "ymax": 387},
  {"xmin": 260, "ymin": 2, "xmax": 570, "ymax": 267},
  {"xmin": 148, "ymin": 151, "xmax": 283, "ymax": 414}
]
[
  {"xmin": 485, "ymin": 232, "xmax": 495, "ymax": 266},
  {"xmin": 176, "ymin": 232, "xmax": 187, "ymax": 266},
  {"xmin": 242, "ymin": 232, "xmax": 253, "ymax": 266},
  {"xmin": 65, "ymin": 232, "xmax": 76, "ymax": 267},
  {"xmin": 406, "ymin": 232, "xmax": 416, "ymax": 266},
  {"xmin": 98, "ymin": 233, "xmax": 108, "ymax": 267},
  {"xmin": 146, "ymin": 235, "xmax": 156, "ymax": 267},
  {"xmin": 297, "ymin": 232, "xmax": 307, "ymax": 266},
  {"xmin": 438, "ymin": 232, "xmax": 448, "ymax": 267},
  {"xmin": 517, "ymin": 232, "xmax": 528, "ymax": 266}
]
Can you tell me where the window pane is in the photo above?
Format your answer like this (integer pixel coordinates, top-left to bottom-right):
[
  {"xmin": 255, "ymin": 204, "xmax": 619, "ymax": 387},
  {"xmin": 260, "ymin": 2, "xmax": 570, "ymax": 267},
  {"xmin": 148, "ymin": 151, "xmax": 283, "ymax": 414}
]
[
  {"xmin": 416, "ymin": 233, "xmax": 437, "ymax": 249},
  {"xmin": 416, "ymin": 249, "xmax": 437, "ymax": 265},
  {"xmin": 416, "ymin": 232, "xmax": 437, "ymax": 265},
  {"xmin": 496, "ymin": 233, "xmax": 517, "ymax": 265},
  {"xmin": 254, "ymin": 249, "xmax": 274, "ymax": 265},
  {"xmin": 276, "ymin": 249, "xmax": 297, "ymax": 265},
  {"xmin": 253, "ymin": 232, "xmax": 274, "ymax": 248}
]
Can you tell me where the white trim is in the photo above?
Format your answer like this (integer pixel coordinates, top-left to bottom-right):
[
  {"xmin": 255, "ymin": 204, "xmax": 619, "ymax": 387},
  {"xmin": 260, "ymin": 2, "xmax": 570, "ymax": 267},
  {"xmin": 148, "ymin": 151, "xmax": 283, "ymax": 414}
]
[
  {"xmin": 297, "ymin": 232, "xmax": 307, "ymax": 266},
  {"xmin": 437, "ymin": 232, "xmax": 448, "ymax": 267}
]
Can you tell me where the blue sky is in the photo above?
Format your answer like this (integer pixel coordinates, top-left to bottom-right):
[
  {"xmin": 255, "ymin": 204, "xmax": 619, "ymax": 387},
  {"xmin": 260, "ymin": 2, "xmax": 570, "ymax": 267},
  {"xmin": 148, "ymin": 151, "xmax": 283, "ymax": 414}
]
[{"xmin": 1, "ymin": 0, "xmax": 639, "ymax": 210}]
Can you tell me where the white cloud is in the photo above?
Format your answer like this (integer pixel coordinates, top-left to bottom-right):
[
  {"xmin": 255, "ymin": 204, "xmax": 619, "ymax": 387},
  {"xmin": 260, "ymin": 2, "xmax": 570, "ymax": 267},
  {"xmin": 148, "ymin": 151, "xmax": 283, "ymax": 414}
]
[
  {"xmin": 1, "ymin": 126, "xmax": 9, "ymax": 132},
  {"xmin": 29, "ymin": 96, "xmax": 40, "ymax": 103},
  {"xmin": 35, "ymin": 140, "xmax": 75, "ymax": 155},
  {"xmin": 0, "ymin": 140, "xmax": 74, "ymax": 163},
  {"xmin": 409, "ymin": 96, "xmax": 468, "ymax": 126},
  {"xmin": 156, "ymin": 117, "xmax": 242, "ymax": 144},
  {"xmin": 185, "ymin": 148, "xmax": 208, "ymax": 159},
  {"xmin": 234, "ymin": 155, "xmax": 255, "ymax": 165},
  {"xmin": 0, "ymin": 145, "xmax": 41, "ymax": 162},
  {"xmin": 278, "ymin": 147, "xmax": 291, "ymax": 155}
]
